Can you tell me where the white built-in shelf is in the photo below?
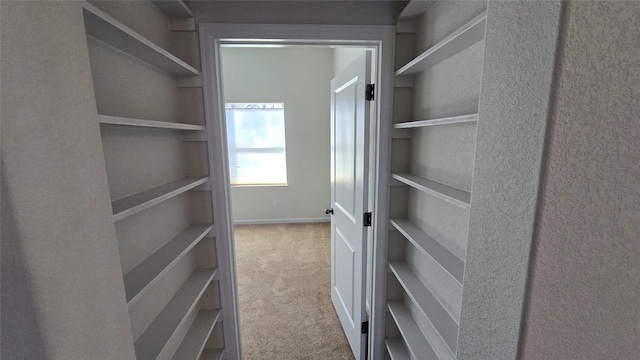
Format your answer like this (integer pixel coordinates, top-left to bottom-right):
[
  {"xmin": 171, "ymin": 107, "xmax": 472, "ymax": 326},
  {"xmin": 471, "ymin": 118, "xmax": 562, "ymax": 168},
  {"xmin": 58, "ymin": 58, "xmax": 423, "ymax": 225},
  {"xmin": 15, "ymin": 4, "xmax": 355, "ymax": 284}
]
[
  {"xmin": 385, "ymin": 338, "xmax": 410, "ymax": 360},
  {"xmin": 387, "ymin": 301, "xmax": 437, "ymax": 359},
  {"xmin": 201, "ymin": 349, "xmax": 225, "ymax": 360},
  {"xmin": 392, "ymin": 114, "xmax": 478, "ymax": 139},
  {"xmin": 396, "ymin": 11, "xmax": 487, "ymax": 76},
  {"xmin": 390, "ymin": 219, "xmax": 464, "ymax": 283},
  {"xmin": 398, "ymin": 0, "xmax": 436, "ymax": 20},
  {"xmin": 389, "ymin": 261, "xmax": 459, "ymax": 352},
  {"xmin": 172, "ymin": 309, "xmax": 221, "ymax": 360},
  {"xmin": 391, "ymin": 173, "xmax": 471, "ymax": 209},
  {"xmin": 112, "ymin": 177, "xmax": 209, "ymax": 221},
  {"xmin": 150, "ymin": 0, "xmax": 194, "ymax": 18},
  {"xmin": 134, "ymin": 268, "xmax": 216, "ymax": 360},
  {"xmin": 124, "ymin": 224, "xmax": 214, "ymax": 306},
  {"xmin": 98, "ymin": 115, "xmax": 204, "ymax": 131},
  {"xmin": 82, "ymin": 2, "xmax": 200, "ymax": 76},
  {"xmin": 394, "ymin": 113, "xmax": 478, "ymax": 129}
]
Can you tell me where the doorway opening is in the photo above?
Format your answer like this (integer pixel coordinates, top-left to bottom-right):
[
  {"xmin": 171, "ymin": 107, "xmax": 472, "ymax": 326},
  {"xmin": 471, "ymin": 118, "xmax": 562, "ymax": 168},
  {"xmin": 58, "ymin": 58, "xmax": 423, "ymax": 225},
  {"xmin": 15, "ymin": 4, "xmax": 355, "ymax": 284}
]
[
  {"xmin": 219, "ymin": 44, "xmax": 374, "ymax": 359},
  {"xmin": 199, "ymin": 24, "xmax": 394, "ymax": 360}
]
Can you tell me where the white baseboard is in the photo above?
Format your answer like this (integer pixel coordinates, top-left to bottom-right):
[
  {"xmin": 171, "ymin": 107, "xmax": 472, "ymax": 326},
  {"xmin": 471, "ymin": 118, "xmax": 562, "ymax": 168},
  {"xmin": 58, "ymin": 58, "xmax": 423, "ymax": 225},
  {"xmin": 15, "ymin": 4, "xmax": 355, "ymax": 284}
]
[{"xmin": 233, "ymin": 217, "xmax": 330, "ymax": 225}]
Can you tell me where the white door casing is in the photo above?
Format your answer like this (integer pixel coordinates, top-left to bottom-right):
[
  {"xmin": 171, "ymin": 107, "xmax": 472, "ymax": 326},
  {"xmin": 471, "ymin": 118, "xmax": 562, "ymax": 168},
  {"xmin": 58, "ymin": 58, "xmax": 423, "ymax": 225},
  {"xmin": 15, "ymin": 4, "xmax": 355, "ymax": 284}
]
[{"xmin": 330, "ymin": 51, "xmax": 372, "ymax": 360}]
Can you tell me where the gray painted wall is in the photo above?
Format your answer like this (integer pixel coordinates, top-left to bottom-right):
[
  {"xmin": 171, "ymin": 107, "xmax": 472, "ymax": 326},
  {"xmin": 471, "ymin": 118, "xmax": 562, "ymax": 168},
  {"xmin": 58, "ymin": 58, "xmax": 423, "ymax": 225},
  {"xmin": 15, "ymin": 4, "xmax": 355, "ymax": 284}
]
[
  {"xmin": 189, "ymin": 0, "xmax": 407, "ymax": 25},
  {"xmin": 221, "ymin": 47, "xmax": 334, "ymax": 223},
  {"xmin": 1, "ymin": 2, "xmax": 135, "ymax": 359},
  {"xmin": 522, "ymin": 2, "xmax": 640, "ymax": 359}
]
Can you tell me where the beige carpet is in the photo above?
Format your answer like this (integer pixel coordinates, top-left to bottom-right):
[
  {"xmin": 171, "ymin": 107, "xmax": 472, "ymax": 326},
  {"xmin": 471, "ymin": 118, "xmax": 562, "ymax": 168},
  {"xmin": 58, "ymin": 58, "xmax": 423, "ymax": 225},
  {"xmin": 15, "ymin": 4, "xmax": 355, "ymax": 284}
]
[{"xmin": 233, "ymin": 223, "xmax": 354, "ymax": 360}]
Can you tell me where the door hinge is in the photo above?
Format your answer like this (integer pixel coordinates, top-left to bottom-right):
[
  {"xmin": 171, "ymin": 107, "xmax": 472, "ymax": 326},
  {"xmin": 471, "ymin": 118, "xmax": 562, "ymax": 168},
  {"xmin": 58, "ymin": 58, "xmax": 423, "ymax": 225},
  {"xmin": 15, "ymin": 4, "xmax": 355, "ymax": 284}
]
[
  {"xmin": 361, "ymin": 321, "xmax": 369, "ymax": 334},
  {"xmin": 365, "ymin": 84, "xmax": 375, "ymax": 101},
  {"xmin": 363, "ymin": 212, "xmax": 372, "ymax": 227}
]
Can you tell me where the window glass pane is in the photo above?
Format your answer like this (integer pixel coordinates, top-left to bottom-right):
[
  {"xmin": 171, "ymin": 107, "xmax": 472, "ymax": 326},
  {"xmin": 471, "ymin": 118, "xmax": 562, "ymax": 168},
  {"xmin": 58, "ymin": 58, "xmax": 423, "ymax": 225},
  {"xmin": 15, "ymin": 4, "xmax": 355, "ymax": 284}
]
[
  {"xmin": 225, "ymin": 102, "xmax": 288, "ymax": 186},
  {"xmin": 232, "ymin": 153, "xmax": 287, "ymax": 185},
  {"xmin": 226, "ymin": 108, "xmax": 285, "ymax": 149}
]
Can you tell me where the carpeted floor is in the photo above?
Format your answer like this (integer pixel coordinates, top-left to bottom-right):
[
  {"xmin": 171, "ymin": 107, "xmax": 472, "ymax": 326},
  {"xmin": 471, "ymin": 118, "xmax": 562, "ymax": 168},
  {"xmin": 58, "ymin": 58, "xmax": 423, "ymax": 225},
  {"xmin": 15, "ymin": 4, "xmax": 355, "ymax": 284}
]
[{"xmin": 233, "ymin": 223, "xmax": 354, "ymax": 360}]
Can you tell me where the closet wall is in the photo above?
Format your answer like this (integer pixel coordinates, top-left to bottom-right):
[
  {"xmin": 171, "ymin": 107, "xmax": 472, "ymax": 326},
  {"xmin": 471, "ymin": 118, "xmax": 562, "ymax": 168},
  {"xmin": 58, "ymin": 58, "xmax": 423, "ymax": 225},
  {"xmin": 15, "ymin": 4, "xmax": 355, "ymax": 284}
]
[
  {"xmin": 385, "ymin": 1, "xmax": 487, "ymax": 359},
  {"xmin": 83, "ymin": 1, "xmax": 226, "ymax": 359}
]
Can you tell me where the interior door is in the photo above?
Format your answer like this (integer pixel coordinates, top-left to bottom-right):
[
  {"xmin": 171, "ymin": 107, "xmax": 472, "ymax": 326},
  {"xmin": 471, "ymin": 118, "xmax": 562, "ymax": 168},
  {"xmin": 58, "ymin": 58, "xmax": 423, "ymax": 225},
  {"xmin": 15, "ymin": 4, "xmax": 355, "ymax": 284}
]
[{"xmin": 329, "ymin": 51, "xmax": 371, "ymax": 360}]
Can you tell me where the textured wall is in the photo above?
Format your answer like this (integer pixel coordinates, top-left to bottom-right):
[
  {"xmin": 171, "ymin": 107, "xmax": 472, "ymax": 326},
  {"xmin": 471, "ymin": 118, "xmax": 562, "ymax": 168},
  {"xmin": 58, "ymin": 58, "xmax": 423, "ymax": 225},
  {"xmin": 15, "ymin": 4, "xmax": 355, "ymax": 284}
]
[
  {"xmin": 522, "ymin": 2, "xmax": 640, "ymax": 359},
  {"xmin": 1, "ymin": 2, "xmax": 135, "ymax": 359},
  {"xmin": 457, "ymin": 1, "xmax": 563, "ymax": 359},
  {"xmin": 221, "ymin": 47, "xmax": 334, "ymax": 223},
  {"xmin": 190, "ymin": 0, "xmax": 406, "ymax": 25}
]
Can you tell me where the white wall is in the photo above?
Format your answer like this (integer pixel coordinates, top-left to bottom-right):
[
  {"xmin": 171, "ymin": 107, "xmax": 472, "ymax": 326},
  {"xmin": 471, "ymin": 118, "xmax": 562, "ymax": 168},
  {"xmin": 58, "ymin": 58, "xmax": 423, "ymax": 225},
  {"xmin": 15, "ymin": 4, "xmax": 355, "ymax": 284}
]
[
  {"xmin": 221, "ymin": 47, "xmax": 334, "ymax": 223},
  {"xmin": 333, "ymin": 47, "xmax": 367, "ymax": 75}
]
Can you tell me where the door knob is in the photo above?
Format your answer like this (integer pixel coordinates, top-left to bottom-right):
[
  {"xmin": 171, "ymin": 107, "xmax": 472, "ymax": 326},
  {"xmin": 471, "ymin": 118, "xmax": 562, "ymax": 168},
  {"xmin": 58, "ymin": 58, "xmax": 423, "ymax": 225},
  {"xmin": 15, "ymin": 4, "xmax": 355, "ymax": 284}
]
[{"xmin": 325, "ymin": 208, "xmax": 334, "ymax": 215}]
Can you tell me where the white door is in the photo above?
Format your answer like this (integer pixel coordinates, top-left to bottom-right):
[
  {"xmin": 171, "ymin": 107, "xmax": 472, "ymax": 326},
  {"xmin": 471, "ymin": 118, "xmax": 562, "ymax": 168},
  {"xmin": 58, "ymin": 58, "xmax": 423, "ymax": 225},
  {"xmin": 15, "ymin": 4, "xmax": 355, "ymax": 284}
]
[{"xmin": 329, "ymin": 51, "xmax": 372, "ymax": 360}]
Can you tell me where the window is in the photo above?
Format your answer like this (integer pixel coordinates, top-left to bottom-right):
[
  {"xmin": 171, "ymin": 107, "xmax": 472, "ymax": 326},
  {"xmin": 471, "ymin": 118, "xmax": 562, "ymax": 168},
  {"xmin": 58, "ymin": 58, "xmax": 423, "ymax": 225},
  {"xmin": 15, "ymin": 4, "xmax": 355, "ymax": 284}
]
[{"xmin": 225, "ymin": 102, "xmax": 288, "ymax": 186}]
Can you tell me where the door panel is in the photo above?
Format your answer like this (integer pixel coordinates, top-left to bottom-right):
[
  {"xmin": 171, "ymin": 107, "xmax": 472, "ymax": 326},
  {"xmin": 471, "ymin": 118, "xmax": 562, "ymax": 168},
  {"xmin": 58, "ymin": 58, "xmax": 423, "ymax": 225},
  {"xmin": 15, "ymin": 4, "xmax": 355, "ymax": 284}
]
[
  {"xmin": 334, "ymin": 80, "xmax": 358, "ymax": 218},
  {"xmin": 334, "ymin": 228, "xmax": 355, "ymax": 319},
  {"xmin": 330, "ymin": 51, "xmax": 371, "ymax": 360}
]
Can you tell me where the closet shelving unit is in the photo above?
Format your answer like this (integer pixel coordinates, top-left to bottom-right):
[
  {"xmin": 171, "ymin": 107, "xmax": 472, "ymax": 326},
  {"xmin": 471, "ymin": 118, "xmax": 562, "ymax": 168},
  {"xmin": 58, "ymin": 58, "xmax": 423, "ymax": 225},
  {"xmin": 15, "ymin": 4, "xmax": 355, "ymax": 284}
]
[
  {"xmin": 385, "ymin": 337, "xmax": 411, "ymax": 360},
  {"xmin": 112, "ymin": 176, "xmax": 210, "ymax": 221},
  {"xmin": 98, "ymin": 115, "xmax": 205, "ymax": 131},
  {"xmin": 82, "ymin": 1, "xmax": 225, "ymax": 359},
  {"xmin": 391, "ymin": 173, "xmax": 471, "ymax": 209},
  {"xmin": 385, "ymin": 1, "xmax": 487, "ymax": 359}
]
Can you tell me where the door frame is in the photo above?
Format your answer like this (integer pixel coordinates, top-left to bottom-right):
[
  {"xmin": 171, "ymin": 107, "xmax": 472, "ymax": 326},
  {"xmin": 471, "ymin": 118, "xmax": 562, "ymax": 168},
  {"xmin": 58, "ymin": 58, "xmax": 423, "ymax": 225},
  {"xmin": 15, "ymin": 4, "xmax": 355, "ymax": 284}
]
[{"xmin": 199, "ymin": 23, "xmax": 395, "ymax": 360}]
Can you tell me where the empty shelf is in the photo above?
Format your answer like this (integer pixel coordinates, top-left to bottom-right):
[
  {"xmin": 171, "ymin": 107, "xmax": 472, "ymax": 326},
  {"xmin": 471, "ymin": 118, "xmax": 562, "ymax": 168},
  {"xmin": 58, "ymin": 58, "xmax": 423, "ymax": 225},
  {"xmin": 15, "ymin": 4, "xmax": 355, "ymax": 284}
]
[
  {"xmin": 396, "ymin": 11, "xmax": 487, "ymax": 76},
  {"xmin": 386, "ymin": 338, "xmax": 410, "ymax": 360},
  {"xmin": 124, "ymin": 224, "xmax": 214, "ymax": 306},
  {"xmin": 201, "ymin": 349, "xmax": 224, "ymax": 360},
  {"xmin": 98, "ymin": 115, "xmax": 204, "ymax": 131},
  {"xmin": 389, "ymin": 261, "xmax": 459, "ymax": 351},
  {"xmin": 387, "ymin": 301, "xmax": 437, "ymax": 359},
  {"xmin": 391, "ymin": 173, "xmax": 471, "ymax": 208},
  {"xmin": 150, "ymin": 0, "xmax": 194, "ymax": 18},
  {"xmin": 394, "ymin": 114, "xmax": 478, "ymax": 129},
  {"xmin": 172, "ymin": 309, "xmax": 221, "ymax": 360},
  {"xmin": 82, "ymin": 2, "xmax": 199, "ymax": 76},
  {"xmin": 390, "ymin": 219, "xmax": 464, "ymax": 283},
  {"xmin": 134, "ymin": 268, "xmax": 216, "ymax": 360},
  {"xmin": 112, "ymin": 177, "xmax": 209, "ymax": 221},
  {"xmin": 398, "ymin": 0, "xmax": 436, "ymax": 20}
]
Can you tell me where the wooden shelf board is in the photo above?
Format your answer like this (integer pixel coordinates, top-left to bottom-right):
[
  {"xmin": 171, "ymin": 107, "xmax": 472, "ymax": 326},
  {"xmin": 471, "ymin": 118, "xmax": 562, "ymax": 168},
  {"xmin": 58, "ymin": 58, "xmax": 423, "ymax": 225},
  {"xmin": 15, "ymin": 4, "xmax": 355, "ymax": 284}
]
[
  {"xmin": 394, "ymin": 113, "xmax": 478, "ymax": 129},
  {"xmin": 82, "ymin": 2, "xmax": 199, "ymax": 76},
  {"xmin": 398, "ymin": 0, "xmax": 436, "ymax": 20},
  {"xmin": 390, "ymin": 219, "xmax": 464, "ymax": 283},
  {"xmin": 391, "ymin": 173, "xmax": 471, "ymax": 208},
  {"xmin": 150, "ymin": 0, "xmax": 194, "ymax": 18},
  {"xmin": 389, "ymin": 261, "xmax": 460, "ymax": 351},
  {"xmin": 124, "ymin": 224, "xmax": 214, "ymax": 306},
  {"xmin": 112, "ymin": 177, "xmax": 209, "ymax": 221},
  {"xmin": 396, "ymin": 11, "xmax": 487, "ymax": 76},
  {"xmin": 98, "ymin": 115, "xmax": 204, "ymax": 131},
  {"xmin": 387, "ymin": 301, "xmax": 437, "ymax": 359},
  {"xmin": 134, "ymin": 268, "xmax": 216, "ymax": 360},
  {"xmin": 171, "ymin": 309, "xmax": 221, "ymax": 360},
  {"xmin": 385, "ymin": 338, "xmax": 410, "ymax": 360},
  {"xmin": 200, "ymin": 349, "xmax": 224, "ymax": 360}
]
